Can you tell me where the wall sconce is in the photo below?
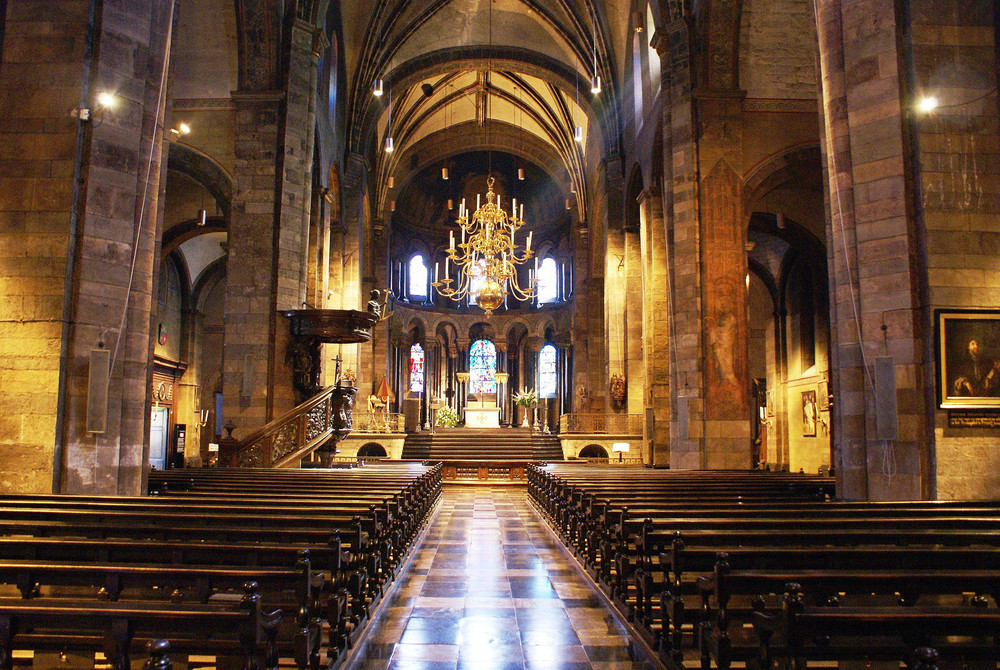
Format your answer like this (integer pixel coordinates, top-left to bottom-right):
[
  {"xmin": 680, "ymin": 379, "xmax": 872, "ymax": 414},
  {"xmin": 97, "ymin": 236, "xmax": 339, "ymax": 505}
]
[
  {"xmin": 169, "ymin": 122, "xmax": 191, "ymax": 138},
  {"xmin": 195, "ymin": 409, "xmax": 209, "ymax": 428},
  {"xmin": 71, "ymin": 91, "xmax": 117, "ymax": 123}
]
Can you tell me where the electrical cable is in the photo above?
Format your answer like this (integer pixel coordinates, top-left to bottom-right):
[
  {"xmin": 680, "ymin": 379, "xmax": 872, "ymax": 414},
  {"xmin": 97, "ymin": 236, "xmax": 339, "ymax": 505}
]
[{"xmin": 110, "ymin": 0, "xmax": 176, "ymax": 384}]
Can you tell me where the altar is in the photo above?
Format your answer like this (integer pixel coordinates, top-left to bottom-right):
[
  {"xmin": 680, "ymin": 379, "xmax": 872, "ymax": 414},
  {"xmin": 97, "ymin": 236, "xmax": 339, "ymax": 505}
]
[{"xmin": 465, "ymin": 400, "xmax": 501, "ymax": 428}]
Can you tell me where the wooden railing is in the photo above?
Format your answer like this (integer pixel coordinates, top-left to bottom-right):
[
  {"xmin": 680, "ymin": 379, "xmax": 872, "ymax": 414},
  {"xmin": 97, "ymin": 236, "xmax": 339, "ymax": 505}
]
[
  {"xmin": 559, "ymin": 413, "xmax": 644, "ymax": 435},
  {"xmin": 220, "ymin": 385, "xmax": 357, "ymax": 468},
  {"xmin": 352, "ymin": 412, "xmax": 404, "ymax": 433}
]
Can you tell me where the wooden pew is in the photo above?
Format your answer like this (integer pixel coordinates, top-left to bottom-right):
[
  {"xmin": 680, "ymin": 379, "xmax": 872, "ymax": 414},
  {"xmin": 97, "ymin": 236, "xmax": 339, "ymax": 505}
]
[
  {"xmin": 750, "ymin": 584, "xmax": 1000, "ymax": 670},
  {"xmin": 0, "ymin": 582, "xmax": 282, "ymax": 670}
]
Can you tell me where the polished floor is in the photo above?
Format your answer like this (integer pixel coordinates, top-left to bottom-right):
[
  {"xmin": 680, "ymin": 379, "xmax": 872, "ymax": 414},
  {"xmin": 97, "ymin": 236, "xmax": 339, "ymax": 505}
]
[{"xmin": 352, "ymin": 486, "xmax": 654, "ymax": 670}]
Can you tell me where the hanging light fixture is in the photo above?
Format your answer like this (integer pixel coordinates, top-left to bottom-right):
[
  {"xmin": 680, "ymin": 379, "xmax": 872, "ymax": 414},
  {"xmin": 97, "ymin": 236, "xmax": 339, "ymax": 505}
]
[
  {"xmin": 384, "ymin": 88, "xmax": 394, "ymax": 153},
  {"xmin": 432, "ymin": 177, "xmax": 536, "ymax": 315},
  {"xmin": 442, "ymin": 166, "xmax": 449, "ymax": 180},
  {"xmin": 373, "ymin": 78, "xmax": 384, "ymax": 97},
  {"xmin": 591, "ymin": 18, "xmax": 602, "ymax": 95},
  {"xmin": 430, "ymin": 0, "xmax": 536, "ymax": 315}
]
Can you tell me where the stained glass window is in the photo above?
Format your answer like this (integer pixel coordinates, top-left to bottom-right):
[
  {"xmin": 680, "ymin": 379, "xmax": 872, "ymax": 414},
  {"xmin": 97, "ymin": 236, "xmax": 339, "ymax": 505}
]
[
  {"xmin": 469, "ymin": 339, "xmax": 497, "ymax": 394},
  {"xmin": 409, "ymin": 255, "xmax": 428, "ymax": 299},
  {"xmin": 537, "ymin": 257, "xmax": 558, "ymax": 304},
  {"xmin": 539, "ymin": 344, "xmax": 557, "ymax": 397},
  {"xmin": 409, "ymin": 343, "xmax": 425, "ymax": 393}
]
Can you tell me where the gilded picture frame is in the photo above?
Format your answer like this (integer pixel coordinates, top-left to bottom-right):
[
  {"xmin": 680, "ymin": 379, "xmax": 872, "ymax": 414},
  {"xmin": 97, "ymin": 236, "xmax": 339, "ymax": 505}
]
[{"xmin": 937, "ymin": 310, "xmax": 1000, "ymax": 408}]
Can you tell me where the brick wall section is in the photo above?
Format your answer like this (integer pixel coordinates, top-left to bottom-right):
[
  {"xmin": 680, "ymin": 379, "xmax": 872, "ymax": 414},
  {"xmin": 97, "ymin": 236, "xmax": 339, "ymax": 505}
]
[
  {"xmin": 0, "ymin": 0, "xmax": 89, "ymax": 492},
  {"xmin": 739, "ymin": 0, "xmax": 818, "ymax": 100},
  {"xmin": 911, "ymin": 0, "xmax": 1000, "ymax": 499}
]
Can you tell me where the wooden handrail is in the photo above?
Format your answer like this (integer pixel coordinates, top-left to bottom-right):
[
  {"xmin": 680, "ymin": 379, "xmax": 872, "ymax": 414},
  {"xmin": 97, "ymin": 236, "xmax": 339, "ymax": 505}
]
[{"xmin": 220, "ymin": 385, "xmax": 358, "ymax": 468}]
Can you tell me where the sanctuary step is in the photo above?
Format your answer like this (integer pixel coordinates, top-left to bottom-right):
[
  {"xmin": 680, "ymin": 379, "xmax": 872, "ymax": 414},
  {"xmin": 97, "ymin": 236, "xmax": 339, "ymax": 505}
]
[{"xmin": 402, "ymin": 427, "xmax": 561, "ymax": 461}]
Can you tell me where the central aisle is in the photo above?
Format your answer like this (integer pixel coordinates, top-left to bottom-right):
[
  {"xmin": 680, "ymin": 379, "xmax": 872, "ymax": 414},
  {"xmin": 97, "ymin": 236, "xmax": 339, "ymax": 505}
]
[{"xmin": 354, "ymin": 486, "xmax": 654, "ymax": 670}]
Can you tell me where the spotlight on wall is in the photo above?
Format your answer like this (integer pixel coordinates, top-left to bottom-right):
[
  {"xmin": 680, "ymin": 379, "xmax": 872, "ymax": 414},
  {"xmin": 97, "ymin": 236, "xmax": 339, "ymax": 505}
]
[
  {"xmin": 96, "ymin": 92, "xmax": 116, "ymax": 109},
  {"xmin": 916, "ymin": 96, "xmax": 939, "ymax": 113},
  {"xmin": 170, "ymin": 123, "xmax": 191, "ymax": 137}
]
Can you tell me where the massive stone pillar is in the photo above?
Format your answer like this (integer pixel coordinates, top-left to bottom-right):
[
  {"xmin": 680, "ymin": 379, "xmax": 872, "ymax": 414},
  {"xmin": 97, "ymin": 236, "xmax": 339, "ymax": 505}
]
[
  {"xmin": 639, "ymin": 190, "xmax": 671, "ymax": 465},
  {"xmin": 815, "ymin": 0, "xmax": 930, "ymax": 499},
  {"xmin": 0, "ymin": 0, "xmax": 173, "ymax": 493},
  {"xmin": 653, "ymin": 20, "xmax": 707, "ymax": 469}
]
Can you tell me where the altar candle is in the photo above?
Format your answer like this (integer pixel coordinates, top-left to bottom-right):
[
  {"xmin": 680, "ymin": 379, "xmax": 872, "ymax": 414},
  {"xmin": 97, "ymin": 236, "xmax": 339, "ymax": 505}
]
[
  {"xmin": 449, "ymin": 230, "xmax": 454, "ymax": 250},
  {"xmin": 445, "ymin": 257, "xmax": 449, "ymax": 278},
  {"xmin": 462, "ymin": 227, "xmax": 466, "ymax": 245},
  {"xmin": 512, "ymin": 198, "xmax": 517, "ymax": 219},
  {"xmin": 435, "ymin": 262, "xmax": 439, "ymax": 283},
  {"xmin": 477, "ymin": 194, "xmax": 480, "ymax": 210},
  {"xmin": 520, "ymin": 204, "xmax": 523, "ymax": 220},
  {"xmin": 526, "ymin": 231, "xmax": 532, "ymax": 252}
]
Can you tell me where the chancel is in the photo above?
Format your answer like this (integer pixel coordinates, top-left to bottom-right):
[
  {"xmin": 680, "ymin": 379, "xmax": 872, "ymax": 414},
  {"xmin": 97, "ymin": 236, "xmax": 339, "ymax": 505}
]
[{"xmin": 0, "ymin": 0, "xmax": 999, "ymax": 668}]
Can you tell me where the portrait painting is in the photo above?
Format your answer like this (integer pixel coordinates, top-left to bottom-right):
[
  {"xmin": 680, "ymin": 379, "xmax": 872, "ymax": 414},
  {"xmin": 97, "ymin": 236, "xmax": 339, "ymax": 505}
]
[
  {"xmin": 937, "ymin": 310, "xmax": 1000, "ymax": 408},
  {"xmin": 801, "ymin": 390, "xmax": 817, "ymax": 437}
]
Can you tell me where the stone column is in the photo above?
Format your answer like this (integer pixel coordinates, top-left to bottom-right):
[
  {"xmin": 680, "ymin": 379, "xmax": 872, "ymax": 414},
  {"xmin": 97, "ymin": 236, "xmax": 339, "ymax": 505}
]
[
  {"xmin": 638, "ymin": 190, "xmax": 671, "ymax": 465},
  {"xmin": 815, "ymin": 0, "xmax": 929, "ymax": 499},
  {"xmin": 0, "ymin": 1, "xmax": 175, "ymax": 493},
  {"xmin": 652, "ymin": 21, "xmax": 706, "ymax": 469}
]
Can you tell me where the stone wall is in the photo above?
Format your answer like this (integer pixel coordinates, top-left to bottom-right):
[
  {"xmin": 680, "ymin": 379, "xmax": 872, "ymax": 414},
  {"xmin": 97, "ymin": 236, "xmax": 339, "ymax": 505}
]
[{"xmin": 912, "ymin": 1, "xmax": 1000, "ymax": 499}]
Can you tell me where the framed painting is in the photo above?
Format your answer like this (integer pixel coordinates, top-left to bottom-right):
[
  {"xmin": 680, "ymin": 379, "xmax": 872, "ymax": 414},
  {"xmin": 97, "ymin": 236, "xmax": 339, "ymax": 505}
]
[
  {"xmin": 937, "ymin": 310, "xmax": 1000, "ymax": 408},
  {"xmin": 801, "ymin": 390, "xmax": 817, "ymax": 437},
  {"xmin": 817, "ymin": 379, "xmax": 830, "ymax": 411}
]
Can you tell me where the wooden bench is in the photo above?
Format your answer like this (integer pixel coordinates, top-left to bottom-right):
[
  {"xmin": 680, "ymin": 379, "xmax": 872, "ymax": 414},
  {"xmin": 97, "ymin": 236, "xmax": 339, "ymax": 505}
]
[
  {"xmin": 0, "ymin": 581, "xmax": 282, "ymax": 670},
  {"xmin": 0, "ymin": 463, "xmax": 442, "ymax": 669}
]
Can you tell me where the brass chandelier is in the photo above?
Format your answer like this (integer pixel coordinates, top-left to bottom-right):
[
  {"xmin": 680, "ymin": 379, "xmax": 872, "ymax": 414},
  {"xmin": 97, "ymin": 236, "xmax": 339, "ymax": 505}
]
[{"xmin": 431, "ymin": 176, "xmax": 536, "ymax": 315}]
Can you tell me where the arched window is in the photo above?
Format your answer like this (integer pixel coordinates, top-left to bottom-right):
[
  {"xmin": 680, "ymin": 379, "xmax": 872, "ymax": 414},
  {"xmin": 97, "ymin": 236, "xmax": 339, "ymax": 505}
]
[
  {"xmin": 469, "ymin": 339, "xmax": 497, "ymax": 394},
  {"xmin": 409, "ymin": 343, "xmax": 425, "ymax": 393},
  {"xmin": 539, "ymin": 343, "xmax": 557, "ymax": 397},
  {"xmin": 537, "ymin": 257, "xmax": 559, "ymax": 304},
  {"xmin": 408, "ymin": 255, "xmax": 428, "ymax": 300}
]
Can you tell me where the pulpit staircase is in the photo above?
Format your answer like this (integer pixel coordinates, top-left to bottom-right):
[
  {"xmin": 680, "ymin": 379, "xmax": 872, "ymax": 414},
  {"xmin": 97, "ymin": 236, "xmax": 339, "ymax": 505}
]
[{"xmin": 401, "ymin": 428, "xmax": 563, "ymax": 461}]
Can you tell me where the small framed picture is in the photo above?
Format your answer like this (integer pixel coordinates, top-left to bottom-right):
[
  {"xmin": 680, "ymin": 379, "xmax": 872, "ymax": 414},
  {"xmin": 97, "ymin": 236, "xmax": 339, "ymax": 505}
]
[
  {"xmin": 801, "ymin": 390, "xmax": 817, "ymax": 437},
  {"xmin": 817, "ymin": 379, "xmax": 829, "ymax": 411}
]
